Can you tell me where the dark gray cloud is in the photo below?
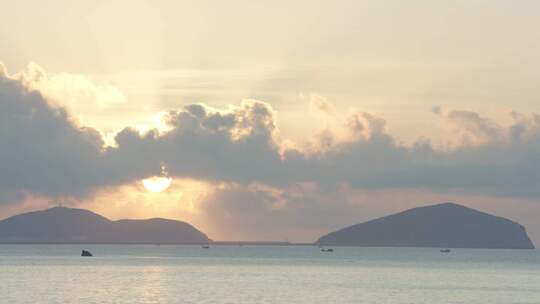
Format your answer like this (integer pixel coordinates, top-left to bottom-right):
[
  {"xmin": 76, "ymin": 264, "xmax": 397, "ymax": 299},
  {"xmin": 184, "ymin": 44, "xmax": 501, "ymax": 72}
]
[
  {"xmin": 2, "ymin": 66, "xmax": 540, "ymax": 206},
  {"xmin": 0, "ymin": 71, "xmax": 159, "ymax": 203},
  {"xmin": 114, "ymin": 104, "xmax": 540, "ymax": 199}
]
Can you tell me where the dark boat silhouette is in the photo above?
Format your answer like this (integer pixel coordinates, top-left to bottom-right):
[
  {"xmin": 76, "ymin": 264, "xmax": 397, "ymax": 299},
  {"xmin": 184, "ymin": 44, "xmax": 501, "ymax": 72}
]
[
  {"xmin": 202, "ymin": 245, "xmax": 210, "ymax": 249},
  {"xmin": 440, "ymin": 249, "xmax": 451, "ymax": 253},
  {"xmin": 321, "ymin": 248, "xmax": 334, "ymax": 252},
  {"xmin": 81, "ymin": 250, "xmax": 93, "ymax": 257}
]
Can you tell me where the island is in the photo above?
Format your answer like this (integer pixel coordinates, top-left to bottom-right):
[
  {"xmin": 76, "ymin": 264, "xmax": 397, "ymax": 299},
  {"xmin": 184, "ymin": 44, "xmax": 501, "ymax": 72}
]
[
  {"xmin": 0, "ymin": 206, "xmax": 211, "ymax": 244},
  {"xmin": 316, "ymin": 203, "xmax": 535, "ymax": 249}
]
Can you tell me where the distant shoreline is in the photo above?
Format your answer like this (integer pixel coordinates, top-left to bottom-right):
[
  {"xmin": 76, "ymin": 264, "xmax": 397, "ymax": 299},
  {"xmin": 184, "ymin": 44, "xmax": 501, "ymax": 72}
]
[
  {"xmin": 0, "ymin": 241, "xmax": 313, "ymax": 246},
  {"xmin": 0, "ymin": 242, "xmax": 536, "ymax": 249}
]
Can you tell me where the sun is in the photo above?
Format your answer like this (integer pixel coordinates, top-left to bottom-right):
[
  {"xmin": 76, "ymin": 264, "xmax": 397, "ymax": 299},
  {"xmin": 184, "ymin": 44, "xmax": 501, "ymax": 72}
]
[{"xmin": 142, "ymin": 176, "xmax": 173, "ymax": 193}]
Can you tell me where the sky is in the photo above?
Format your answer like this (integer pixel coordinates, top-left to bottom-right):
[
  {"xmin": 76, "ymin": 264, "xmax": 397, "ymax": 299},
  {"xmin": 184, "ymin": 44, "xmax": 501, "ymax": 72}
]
[{"xmin": 2, "ymin": 0, "xmax": 540, "ymax": 243}]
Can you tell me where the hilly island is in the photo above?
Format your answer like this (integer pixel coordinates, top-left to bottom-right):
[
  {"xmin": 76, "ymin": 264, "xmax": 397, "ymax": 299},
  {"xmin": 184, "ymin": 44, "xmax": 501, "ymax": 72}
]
[
  {"xmin": 0, "ymin": 203, "xmax": 534, "ymax": 249},
  {"xmin": 0, "ymin": 207, "xmax": 210, "ymax": 244},
  {"xmin": 317, "ymin": 203, "xmax": 534, "ymax": 249}
]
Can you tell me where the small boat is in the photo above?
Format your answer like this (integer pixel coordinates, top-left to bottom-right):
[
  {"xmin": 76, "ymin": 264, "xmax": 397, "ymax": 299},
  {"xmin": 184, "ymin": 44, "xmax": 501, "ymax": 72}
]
[
  {"xmin": 202, "ymin": 245, "xmax": 210, "ymax": 249},
  {"xmin": 440, "ymin": 249, "xmax": 451, "ymax": 253},
  {"xmin": 81, "ymin": 250, "xmax": 93, "ymax": 257},
  {"xmin": 321, "ymin": 248, "xmax": 334, "ymax": 252}
]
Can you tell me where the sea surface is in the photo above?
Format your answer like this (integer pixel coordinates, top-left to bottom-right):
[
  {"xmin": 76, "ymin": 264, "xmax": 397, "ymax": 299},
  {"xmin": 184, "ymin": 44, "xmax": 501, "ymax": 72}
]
[{"xmin": 1, "ymin": 245, "xmax": 539, "ymax": 304}]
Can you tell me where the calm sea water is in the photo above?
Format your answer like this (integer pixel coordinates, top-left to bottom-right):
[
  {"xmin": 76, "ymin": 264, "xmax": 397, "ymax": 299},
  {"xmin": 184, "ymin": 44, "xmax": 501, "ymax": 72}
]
[{"xmin": 1, "ymin": 245, "xmax": 539, "ymax": 304}]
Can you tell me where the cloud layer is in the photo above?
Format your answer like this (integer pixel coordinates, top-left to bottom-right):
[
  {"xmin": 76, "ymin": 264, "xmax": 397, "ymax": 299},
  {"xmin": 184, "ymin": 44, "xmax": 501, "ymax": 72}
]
[
  {"xmin": 3, "ymin": 62, "xmax": 540, "ymax": 207},
  {"xmin": 0, "ymin": 65, "xmax": 155, "ymax": 203}
]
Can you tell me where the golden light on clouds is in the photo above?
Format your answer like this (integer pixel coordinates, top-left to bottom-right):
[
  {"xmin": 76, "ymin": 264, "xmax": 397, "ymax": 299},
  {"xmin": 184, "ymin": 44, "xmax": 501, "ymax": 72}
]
[{"xmin": 142, "ymin": 176, "xmax": 173, "ymax": 193}]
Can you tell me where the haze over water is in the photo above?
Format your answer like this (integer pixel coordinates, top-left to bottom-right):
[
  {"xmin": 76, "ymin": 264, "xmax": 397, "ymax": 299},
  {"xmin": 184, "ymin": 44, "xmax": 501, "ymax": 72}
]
[{"xmin": 2, "ymin": 245, "xmax": 539, "ymax": 304}]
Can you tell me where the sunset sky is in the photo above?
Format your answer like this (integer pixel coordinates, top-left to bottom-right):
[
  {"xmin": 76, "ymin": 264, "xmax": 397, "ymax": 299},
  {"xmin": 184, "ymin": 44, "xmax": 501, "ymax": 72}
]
[{"xmin": 2, "ymin": 0, "xmax": 540, "ymax": 243}]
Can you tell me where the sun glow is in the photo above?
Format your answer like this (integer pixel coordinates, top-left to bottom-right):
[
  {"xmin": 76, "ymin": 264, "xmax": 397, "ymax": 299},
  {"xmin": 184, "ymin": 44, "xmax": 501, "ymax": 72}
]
[{"xmin": 142, "ymin": 176, "xmax": 173, "ymax": 193}]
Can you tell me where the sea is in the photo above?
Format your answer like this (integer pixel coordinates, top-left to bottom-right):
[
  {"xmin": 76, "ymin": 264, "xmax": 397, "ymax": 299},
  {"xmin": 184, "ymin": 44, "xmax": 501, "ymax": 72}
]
[{"xmin": 1, "ymin": 245, "xmax": 539, "ymax": 304}]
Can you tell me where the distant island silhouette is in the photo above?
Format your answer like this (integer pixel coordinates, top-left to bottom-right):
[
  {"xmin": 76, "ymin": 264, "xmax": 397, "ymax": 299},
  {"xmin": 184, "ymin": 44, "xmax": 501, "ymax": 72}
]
[
  {"xmin": 0, "ymin": 203, "xmax": 535, "ymax": 249},
  {"xmin": 317, "ymin": 203, "xmax": 535, "ymax": 249},
  {"xmin": 0, "ymin": 207, "xmax": 210, "ymax": 244}
]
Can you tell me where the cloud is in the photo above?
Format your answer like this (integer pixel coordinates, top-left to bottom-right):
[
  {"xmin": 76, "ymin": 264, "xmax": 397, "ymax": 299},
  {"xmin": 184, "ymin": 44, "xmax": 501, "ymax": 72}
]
[
  {"xmin": 3, "ymin": 62, "xmax": 540, "ymax": 208},
  {"xmin": 434, "ymin": 108, "xmax": 504, "ymax": 146},
  {"xmin": 0, "ymin": 65, "xmax": 157, "ymax": 204},
  {"xmin": 310, "ymin": 94, "xmax": 335, "ymax": 115},
  {"xmin": 111, "ymin": 98, "xmax": 540, "ymax": 200},
  {"xmin": 0, "ymin": 62, "xmax": 8, "ymax": 77},
  {"xmin": 15, "ymin": 63, "xmax": 126, "ymax": 110},
  {"xmin": 110, "ymin": 99, "xmax": 283, "ymax": 184}
]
